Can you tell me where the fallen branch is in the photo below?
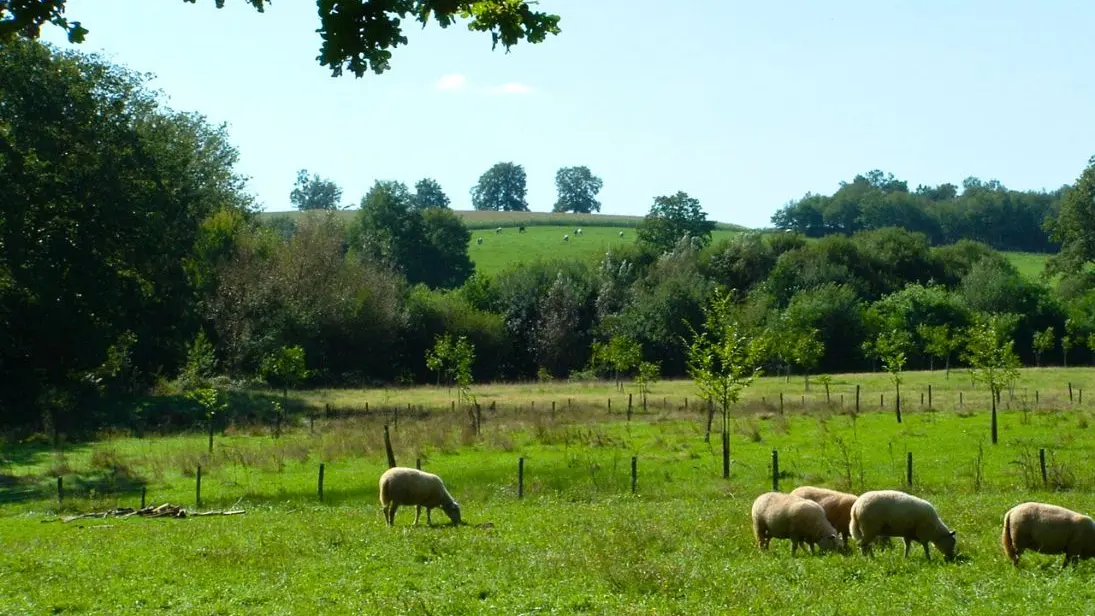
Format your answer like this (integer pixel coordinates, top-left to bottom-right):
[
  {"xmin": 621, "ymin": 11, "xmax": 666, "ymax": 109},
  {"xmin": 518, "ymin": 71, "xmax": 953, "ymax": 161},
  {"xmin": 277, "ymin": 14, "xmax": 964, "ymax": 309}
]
[{"xmin": 42, "ymin": 502, "xmax": 246, "ymax": 523}]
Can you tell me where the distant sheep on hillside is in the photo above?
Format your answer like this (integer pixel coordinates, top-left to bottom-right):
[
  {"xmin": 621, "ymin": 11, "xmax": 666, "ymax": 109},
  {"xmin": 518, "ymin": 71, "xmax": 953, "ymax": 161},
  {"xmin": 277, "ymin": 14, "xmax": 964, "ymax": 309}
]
[
  {"xmin": 576, "ymin": 228, "xmax": 583, "ymax": 235},
  {"xmin": 518, "ymin": 225, "xmax": 526, "ymax": 233},
  {"xmin": 563, "ymin": 234, "xmax": 569, "ymax": 242},
  {"xmin": 619, "ymin": 231, "xmax": 625, "ymax": 238},
  {"xmin": 476, "ymin": 237, "xmax": 483, "ymax": 245},
  {"xmin": 495, "ymin": 227, "xmax": 503, "ymax": 234}
]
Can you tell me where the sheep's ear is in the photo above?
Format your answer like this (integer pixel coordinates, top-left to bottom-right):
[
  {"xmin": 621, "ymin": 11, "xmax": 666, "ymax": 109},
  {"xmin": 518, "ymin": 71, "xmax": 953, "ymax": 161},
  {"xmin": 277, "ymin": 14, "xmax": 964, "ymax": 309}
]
[{"xmin": 949, "ymin": 530, "xmax": 957, "ymax": 537}]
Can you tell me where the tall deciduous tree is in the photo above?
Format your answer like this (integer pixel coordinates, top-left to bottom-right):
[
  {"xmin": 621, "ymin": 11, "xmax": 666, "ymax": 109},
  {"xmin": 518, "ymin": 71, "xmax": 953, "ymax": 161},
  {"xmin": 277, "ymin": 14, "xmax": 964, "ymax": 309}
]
[
  {"xmin": 2, "ymin": 1, "xmax": 562, "ymax": 78},
  {"xmin": 0, "ymin": 39, "xmax": 252, "ymax": 428},
  {"xmin": 1046, "ymin": 156, "xmax": 1095, "ymax": 276},
  {"xmin": 471, "ymin": 162, "xmax": 529, "ymax": 211},
  {"xmin": 350, "ymin": 180, "xmax": 472, "ymax": 289},
  {"xmin": 290, "ymin": 169, "xmax": 342, "ymax": 211},
  {"xmin": 553, "ymin": 166, "xmax": 604, "ymax": 213},
  {"xmin": 637, "ymin": 191, "xmax": 716, "ymax": 252},
  {"xmin": 412, "ymin": 178, "xmax": 451, "ymax": 209}
]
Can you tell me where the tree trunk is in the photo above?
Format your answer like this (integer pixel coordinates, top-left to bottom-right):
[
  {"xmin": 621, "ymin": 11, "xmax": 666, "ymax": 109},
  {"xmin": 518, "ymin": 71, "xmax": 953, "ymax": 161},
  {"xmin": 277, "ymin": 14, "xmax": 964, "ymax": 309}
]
[
  {"xmin": 929, "ymin": 356, "xmax": 934, "ymax": 372},
  {"xmin": 704, "ymin": 399, "xmax": 715, "ymax": 443},
  {"xmin": 945, "ymin": 354, "xmax": 950, "ymax": 378}
]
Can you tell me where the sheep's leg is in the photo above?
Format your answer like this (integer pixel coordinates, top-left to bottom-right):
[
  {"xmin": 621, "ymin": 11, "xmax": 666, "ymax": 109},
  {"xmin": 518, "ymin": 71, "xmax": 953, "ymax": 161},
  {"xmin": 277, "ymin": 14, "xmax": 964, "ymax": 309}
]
[
  {"xmin": 859, "ymin": 537, "xmax": 873, "ymax": 557},
  {"xmin": 808, "ymin": 542, "xmax": 815, "ymax": 554},
  {"xmin": 387, "ymin": 504, "xmax": 399, "ymax": 526},
  {"xmin": 426, "ymin": 508, "xmax": 433, "ymax": 526},
  {"xmin": 903, "ymin": 538, "xmax": 913, "ymax": 558},
  {"xmin": 922, "ymin": 541, "xmax": 931, "ymax": 561},
  {"xmin": 792, "ymin": 540, "xmax": 799, "ymax": 556},
  {"xmin": 413, "ymin": 506, "xmax": 421, "ymax": 526}
]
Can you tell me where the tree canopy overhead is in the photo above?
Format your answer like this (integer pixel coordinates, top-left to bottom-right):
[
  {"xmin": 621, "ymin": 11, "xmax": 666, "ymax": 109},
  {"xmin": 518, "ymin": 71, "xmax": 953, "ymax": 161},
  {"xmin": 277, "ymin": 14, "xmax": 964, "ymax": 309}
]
[{"xmin": 1, "ymin": 0, "xmax": 562, "ymax": 78}]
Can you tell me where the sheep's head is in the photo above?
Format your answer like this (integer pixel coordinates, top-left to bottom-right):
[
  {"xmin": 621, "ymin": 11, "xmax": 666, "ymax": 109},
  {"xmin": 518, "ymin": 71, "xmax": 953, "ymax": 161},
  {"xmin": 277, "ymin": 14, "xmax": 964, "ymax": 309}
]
[
  {"xmin": 937, "ymin": 530, "xmax": 957, "ymax": 562},
  {"xmin": 442, "ymin": 500, "xmax": 462, "ymax": 525},
  {"xmin": 818, "ymin": 533, "xmax": 839, "ymax": 553}
]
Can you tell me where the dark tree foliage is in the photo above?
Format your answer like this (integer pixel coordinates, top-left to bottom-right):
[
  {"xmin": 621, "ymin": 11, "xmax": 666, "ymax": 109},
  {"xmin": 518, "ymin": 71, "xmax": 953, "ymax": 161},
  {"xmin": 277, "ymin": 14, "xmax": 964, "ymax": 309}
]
[
  {"xmin": 552, "ymin": 165, "xmax": 604, "ymax": 213},
  {"xmin": 350, "ymin": 180, "xmax": 472, "ymax": 289},
  {"xmin": 412, "ymin": 178, "xmax": 451, "ymax": 209},
  {"xmin": 2, "ymin": 0, "xmax": 562, "ymax": 78},
  {"xmin": 636, "ymin": 191, "xmax": 715, "ymax": 253},
  {"xmin": 771, "ymin": 169, "xmax": 1063, "ymax": 252},
  {"xmin": 290, "ymin": 169, "xmax": 342, "ymax": 211},
  {"xmin": 1046, "ymin": 156, "xmax": 1095, "ymax": 276},
  {"xmin": 471, "ymin": 162, "xmax": 529, "ymax": 211},
  {"xmin": 0, "ymin": 40, "xmax": 252, "ymax": 428}
]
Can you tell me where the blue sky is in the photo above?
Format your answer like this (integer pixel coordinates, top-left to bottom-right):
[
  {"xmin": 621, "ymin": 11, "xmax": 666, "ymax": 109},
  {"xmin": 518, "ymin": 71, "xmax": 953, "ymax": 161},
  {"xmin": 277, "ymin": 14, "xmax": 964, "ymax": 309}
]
[{"xmin": 43, "ymin": 0, "xmax": 1095, "ymax": 228}]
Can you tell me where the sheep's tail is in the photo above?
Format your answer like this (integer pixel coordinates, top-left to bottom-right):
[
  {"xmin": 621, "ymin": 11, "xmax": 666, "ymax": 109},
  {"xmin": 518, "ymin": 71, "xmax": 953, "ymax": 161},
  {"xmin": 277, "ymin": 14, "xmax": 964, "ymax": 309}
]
[
  {"xmin": 849, "ymin": 507, "xmax": 863, "ymax": 542},
  {"xmin": 1002, "ymin": 510, "xmax": 1017, "ymax": 565}
]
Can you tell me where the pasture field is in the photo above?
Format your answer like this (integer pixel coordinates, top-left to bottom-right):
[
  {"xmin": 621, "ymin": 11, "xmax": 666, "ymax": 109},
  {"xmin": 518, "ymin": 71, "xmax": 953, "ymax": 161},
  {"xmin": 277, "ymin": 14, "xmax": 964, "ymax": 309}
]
[
  {"xmin": 467, "ymin": 225, "xmax": 743, "ymax": 276},
  {"xmin": 5, "ymin": 368, "xmax": 1095, "ymax": 614}
]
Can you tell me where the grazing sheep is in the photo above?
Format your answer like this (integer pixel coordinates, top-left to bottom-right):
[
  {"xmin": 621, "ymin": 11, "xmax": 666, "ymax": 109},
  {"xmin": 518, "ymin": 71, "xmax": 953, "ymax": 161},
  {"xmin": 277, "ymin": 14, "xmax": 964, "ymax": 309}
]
[
  {"xmin": 563, "ymin": 234, "xmax": 569, "ymax": 242},
  {"xmin": 576, "ymin": 228, "xmax": 583, "ymax": 235},
  {"xmin": 378, "ymin": 467, "xmax": 462, "ymax": 527},
  {"xmin": 1002, "ymin": 502, "xmax": 1095, "ymax": 567},
  {"xmin": 850, "ymin": 490, "xmax": 956, "ymax": 561},
  {"xmin": 618, "ymin": 231, "xmax": 625, "ymax": 238},
  {"xmin": 790, "ymin": 486, "xmax": 858, "ymax": 548},
  {"xmin": 751, "ymin": 491, "xmax": 840, "ymax": 555},
  {"xmin": 495, "ymin": 227, "xmax": 503, "ymax": 234},
  {"xmin": 518, "ymin": 225, "xmax": 526, "ymax": 233},
  {"xmin": 476, "ymin": 237, "xmax": 483, "ymax": 245}
]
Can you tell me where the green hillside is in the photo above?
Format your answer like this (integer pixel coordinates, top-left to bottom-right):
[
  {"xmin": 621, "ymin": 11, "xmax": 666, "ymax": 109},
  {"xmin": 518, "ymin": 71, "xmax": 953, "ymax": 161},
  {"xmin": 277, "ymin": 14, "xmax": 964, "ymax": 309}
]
[
  {"xmin": 260, "ymin": 209, "xmax": 1059, "ymax": 282},
  {"xmin": 468, "ymin": 225, "xmax": 743, "ymax": 276}
]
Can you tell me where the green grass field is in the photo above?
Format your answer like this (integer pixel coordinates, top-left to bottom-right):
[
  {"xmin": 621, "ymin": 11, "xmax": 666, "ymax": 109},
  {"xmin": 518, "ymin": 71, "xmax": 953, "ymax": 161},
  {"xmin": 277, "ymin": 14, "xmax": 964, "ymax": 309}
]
[
  {"xmin": 467, "ymin": 224, "xmax": 743, "ymax": 277},
  {"xmin": 5, "ymin": 368, "xmax": 1095, "ymax": 614}
]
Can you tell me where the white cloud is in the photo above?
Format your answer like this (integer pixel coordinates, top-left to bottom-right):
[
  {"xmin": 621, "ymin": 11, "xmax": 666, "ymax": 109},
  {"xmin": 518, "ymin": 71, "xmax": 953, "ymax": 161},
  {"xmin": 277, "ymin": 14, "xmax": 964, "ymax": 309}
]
[
  {"xmin": 489, "ymin": 82, "xmax": 533, "ymax": 95},
  {"xmin": 435, "ymin": 73, "xmax": 467, "ymax": 91}
]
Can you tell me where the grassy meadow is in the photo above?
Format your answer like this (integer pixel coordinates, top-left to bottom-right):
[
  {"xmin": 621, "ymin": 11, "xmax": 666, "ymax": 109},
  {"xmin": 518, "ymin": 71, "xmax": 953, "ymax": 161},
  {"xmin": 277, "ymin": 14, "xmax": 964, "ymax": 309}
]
[
  {"xmin": 5, "ymin": 368, "xmax": 1095, "ymax": 614},
  {"xmin": 467, "ymin": 224, "xmax": 743, "ymax": 276}
]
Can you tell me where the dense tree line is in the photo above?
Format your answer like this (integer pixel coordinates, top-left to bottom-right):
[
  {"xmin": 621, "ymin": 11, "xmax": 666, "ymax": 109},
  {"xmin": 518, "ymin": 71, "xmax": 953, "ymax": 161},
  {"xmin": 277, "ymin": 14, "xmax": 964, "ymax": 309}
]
[
  {"xmin": 7, "ymin": 40, "xmax": 1095, "ymax": 435},
  {"xmin": 771, "ymin": 170, "xmax": 1064, "ymax": 253}
]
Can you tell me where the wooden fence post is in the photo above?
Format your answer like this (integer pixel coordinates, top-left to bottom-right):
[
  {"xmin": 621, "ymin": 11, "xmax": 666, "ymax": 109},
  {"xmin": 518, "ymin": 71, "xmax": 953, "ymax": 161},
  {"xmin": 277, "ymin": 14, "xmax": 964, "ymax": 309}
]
[
  {"xmin": 318, "ymin": 464, "xmax": 325, "ymax": 502},
  {"xmin": 57, "ymin": 476, "xmax": 63, "ymax": 506},
  {"xmin": 518, "ymin": 457, "xmax": 525, "ymax": 499},
  {"xmin": 1069, "ymin": 382, "xmax": 1074, "ymax": 403},
  {"xmin": 855, "ymin": 385, "xmax": 860, "ymax": 414},
  {"xmin": 771, "ymin": 450, "xmax": 779, "ymax": 492},
  {"xmin": 140, "ymin": 486, "xmax": 146, "ymax": 509},
  {"xmin": 383, "ymin": 424, "xmax": 396, "ymax": 468},
  {"xmin": 416, "ymin": 458, "xmax": 421, "ymax": 470},
  {"xmin": 196, "ymin": 465, "xmax": 202, "ymax": 508},
  {"xmin": 631, "ymin": 456, "xmax": 637, "ymax": 494},
  {"xmin": 779, "ymin": 392, "xmax": 784, "ymax": 415},
  {"xmin": 928, "ymin": 384, "xmax": 933, "ymax": 410},
  {"xmin": 208, "ymin": 416, "xmax": 215, "ymax": 454},
  {"xmin": 627, "ymin": 395, "xmax": 633, "ymax": 422},
  {"xmin": 906, "ymin": 452, "xmax": 913, "ymax": 487},
  {"xmin": 1040, "ymin": 448, "xmax": 1048, "ymax": 486}
]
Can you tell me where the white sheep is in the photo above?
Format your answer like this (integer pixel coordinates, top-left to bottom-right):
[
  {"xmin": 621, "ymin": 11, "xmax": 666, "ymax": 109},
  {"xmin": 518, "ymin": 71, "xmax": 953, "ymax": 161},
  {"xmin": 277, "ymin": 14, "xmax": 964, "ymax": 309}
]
[
  {"xmin": 751, "ymin": 491, "xmax": 840, "ymax": 555},
  {"xmin": 495, "ymin": 227, "xmax": 503, "ymax": 234},
  {"xmin": 850, "ymin": 490, "xmax": 956, "ymax": 561},
  {"xmin": 378, "ymin": 467, "xmax": 462, "ymax": 527},
  {"xmin": 476, "ymin": 237, "xmax": 483, "ymax": 245},
  {"xmin": 576, "ymin": 228, "xmax": 583, "ymax": 235},
  {"xmin": 618, "ymin": 231, "xmax": 625, "ymax": 238},
  {"xmin": 1002, "ymin": 502, "xmax": 1095, "ymax": 567},
  {"xmin": 790, "ymin": 486, "xmax": 857, "ymax": 549},
  {"xmin": 563, "ymin": 234, "xmax": 569, "ymax": 242}
]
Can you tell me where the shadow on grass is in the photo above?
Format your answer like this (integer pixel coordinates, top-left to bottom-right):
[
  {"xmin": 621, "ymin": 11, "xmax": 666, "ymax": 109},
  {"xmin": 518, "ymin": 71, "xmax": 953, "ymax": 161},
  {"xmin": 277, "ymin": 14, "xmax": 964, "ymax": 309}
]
[{"xmin": 0, "ymin": 467, "xmax": 148, "ymax": 505}]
